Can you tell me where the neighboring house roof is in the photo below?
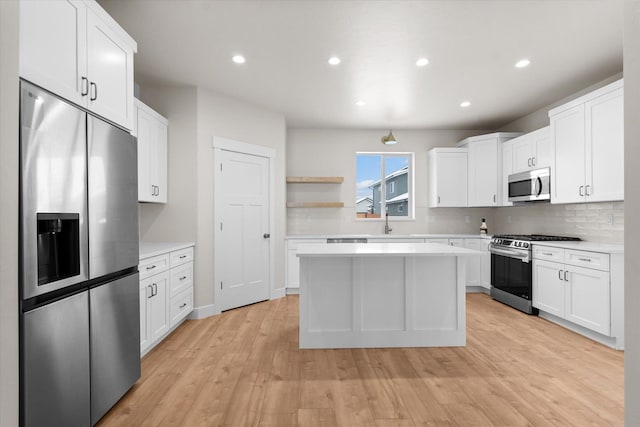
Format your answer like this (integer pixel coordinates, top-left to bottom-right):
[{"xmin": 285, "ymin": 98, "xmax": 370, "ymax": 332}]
[
  {"xmin": 368, "ymin": 166, "xmax": 408, "ymax": 189},
  {"xmin": 386, "ymin": 192, "xmax": 408, "ymax": 204},
  {"xmin": 356, "ymin": 196, "xmax": 373, "ymax": 204}
]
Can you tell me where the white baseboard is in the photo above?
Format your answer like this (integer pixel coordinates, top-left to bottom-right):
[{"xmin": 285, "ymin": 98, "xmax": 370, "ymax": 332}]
[
  {"xmin": 286, "ymin": 288, "xmax": 300, "ymax": 295},
  {"xmin": 189, "ymin": 304, "xmax": 219, "ymax": 320},
  {"xmin": 466, "ymin": 285, "xmax": 490, "ymax": 294},
  {"xmin": 271, "ymin": 287, "xmax": 286, "ymax": 299},
  {"xmin": 538, "ymin": 310, "xmax": 623, "ymax": 350}
]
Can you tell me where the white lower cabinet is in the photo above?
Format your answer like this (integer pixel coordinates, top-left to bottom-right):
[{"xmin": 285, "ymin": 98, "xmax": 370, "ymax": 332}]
[
  {"xmin": 533, "ymin": 245, "xmax": 613, "ymax": 338},
  {"xmin": 139, "ymin": 244, "xmax": 194, "ymax": 355},
  {"xmin": 463, "ymin": 238, "xmax": 491, "ymax": 291},
  {"xmin": 286, "ymin": 239, "xmax": 325, "ymax": 289}
]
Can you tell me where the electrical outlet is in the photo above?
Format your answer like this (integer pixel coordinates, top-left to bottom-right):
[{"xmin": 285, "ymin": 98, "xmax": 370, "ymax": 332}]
[
  {"xmin": 465, "ymin": 215, "xmax": 471, "ymax": 224},
  {"xmin": 607, "ymin": 214, "xmax": 614, "ymax": 225}
]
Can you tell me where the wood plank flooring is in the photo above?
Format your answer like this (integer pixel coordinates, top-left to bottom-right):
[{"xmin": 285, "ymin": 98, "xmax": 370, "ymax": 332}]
[{"xmin": 97, "ymin": 294, "xmax": 623, "ymax": 426}]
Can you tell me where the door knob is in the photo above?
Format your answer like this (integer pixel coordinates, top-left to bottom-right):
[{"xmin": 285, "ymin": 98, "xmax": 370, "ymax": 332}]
[{"xmin": 263, "ymin": 233, "xmax": 270, "ymax": 239}]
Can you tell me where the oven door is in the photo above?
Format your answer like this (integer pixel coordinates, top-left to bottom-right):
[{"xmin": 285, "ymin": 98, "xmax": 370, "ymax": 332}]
[{"xmin": 491, "ymin": 252, "xmax": 532, "ymax": 300}]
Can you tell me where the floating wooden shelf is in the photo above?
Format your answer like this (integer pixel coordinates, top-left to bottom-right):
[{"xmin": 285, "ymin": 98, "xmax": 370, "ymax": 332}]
[
  {"xmin": 286, "ymin": 176, "xmax": 344, "ymax": 184},
  {"xmin": 286, "ymin": 202, "xmax": 344, "ymax": 208}
]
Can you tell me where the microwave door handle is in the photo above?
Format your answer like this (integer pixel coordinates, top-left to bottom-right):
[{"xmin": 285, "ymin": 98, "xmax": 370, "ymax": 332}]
[{"xmin": 535, "ymin": 177, "xmax": 543, "ymax": 196}]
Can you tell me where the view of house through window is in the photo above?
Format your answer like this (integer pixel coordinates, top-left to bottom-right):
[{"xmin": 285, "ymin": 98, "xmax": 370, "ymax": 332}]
[{"xmin": 356, "ymin": 153, "xmax": 413, "ymax": 219}]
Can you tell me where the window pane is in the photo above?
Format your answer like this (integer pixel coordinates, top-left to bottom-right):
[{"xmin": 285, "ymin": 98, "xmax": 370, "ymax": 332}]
[
  {"xmin": 385, "ymin": 156, "xmax": 409, "ymax": 217},
  {"xmin": 356, "ymin": 154, "xmax": 381, "ymax": 218}
]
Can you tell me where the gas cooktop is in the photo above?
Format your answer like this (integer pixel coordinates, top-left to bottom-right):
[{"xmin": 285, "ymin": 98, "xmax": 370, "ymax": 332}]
[{"xmin": 492, "ymin": 234, "xmax": 581, "ymax": 242}]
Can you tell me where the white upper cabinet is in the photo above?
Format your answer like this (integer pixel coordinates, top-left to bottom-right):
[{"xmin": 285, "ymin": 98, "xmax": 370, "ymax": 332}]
[
  {"xmin": 428, "ymin": 148, "xmax": 468, "ymax": 207},
  {"xmin": 136, "ymin": 100, "xmax": 168, "ymax": 203},
  {"xmin": 19, "ymin": 0, "xmax": 137, "ymax": 131},
  {"xmin": 511, "ymin": 127, "xmax": 552, "ymax": 174},
  {"xmin": 458, "ymin": 132, "xmax": 520, "ymax": 207},
  {"xmin": 550, "ymin": 79, "xmax": 623, "ymax": 204}
]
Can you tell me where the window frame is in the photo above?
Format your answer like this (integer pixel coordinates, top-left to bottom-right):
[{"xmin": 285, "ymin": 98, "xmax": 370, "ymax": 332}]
[{"xmin": 355, "ymin": 152, "xmax": 415, "ymax": 221}]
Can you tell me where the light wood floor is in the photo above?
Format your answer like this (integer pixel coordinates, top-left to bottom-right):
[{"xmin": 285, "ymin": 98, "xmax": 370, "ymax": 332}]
[{"xmin": 98, "ymin": 294, "xmax": 623, "ymax": 426}]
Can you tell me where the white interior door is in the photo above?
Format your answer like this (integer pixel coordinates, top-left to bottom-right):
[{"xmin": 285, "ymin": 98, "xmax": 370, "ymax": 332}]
[{"xmin": 217, "ymin": 149, "xmax": 270, "ymax": 311}]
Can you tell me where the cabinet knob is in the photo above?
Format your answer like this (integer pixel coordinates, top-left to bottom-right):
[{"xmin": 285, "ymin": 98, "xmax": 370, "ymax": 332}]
[
  {"xmin": 263, "ymin": 233, "xmax": 271, "ymax": 239},
  {"xmin": 179, "ymin": 303, "xmax": 187, "ymax": 309}
]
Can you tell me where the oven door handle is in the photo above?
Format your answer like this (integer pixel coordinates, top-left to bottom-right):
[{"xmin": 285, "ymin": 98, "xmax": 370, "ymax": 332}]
[{"xmin": 489, "ymin": 246, "xmax": 530, "ymax": 263}]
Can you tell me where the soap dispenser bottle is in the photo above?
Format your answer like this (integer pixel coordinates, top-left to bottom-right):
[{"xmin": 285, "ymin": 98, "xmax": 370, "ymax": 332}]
[{"xmin": 480, "ymin": 218, "xmax": 488, "ymax": 235}]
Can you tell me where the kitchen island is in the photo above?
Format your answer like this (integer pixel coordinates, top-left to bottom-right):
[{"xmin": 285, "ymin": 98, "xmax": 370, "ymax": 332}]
[{"xmin": 297, "ymin": 242, "xmax": 480, "ymax": 349}]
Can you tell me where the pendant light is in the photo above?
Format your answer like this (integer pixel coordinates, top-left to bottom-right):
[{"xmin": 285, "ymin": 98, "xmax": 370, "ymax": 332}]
[{"xmin": 381, "ymin": 130, "xmax": 397, "ymax": 145}]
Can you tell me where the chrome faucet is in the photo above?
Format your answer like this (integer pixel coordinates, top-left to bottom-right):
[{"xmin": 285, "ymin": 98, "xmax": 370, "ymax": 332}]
[{"xmin": 384, "ymin": 213, "xmax": 392, "ymax": 234}]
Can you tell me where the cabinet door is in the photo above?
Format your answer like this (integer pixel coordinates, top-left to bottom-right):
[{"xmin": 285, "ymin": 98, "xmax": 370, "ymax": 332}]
[
  {"xmin": 564, "ymin": 266, "xmax": 610, "ymax": 335},
  {"xmin": 153, "ymin": 119, "xmax": 168, "ymax": 203},
  {"xmin": 511, "ymin": 134, "xmax": 533, "ymax": 174},
  {"xmin": 532, "ymin": 259, "xmax": 565, "ymax": 317},
  {"xmin": 149, "ymin": 271, "xmax": 170, "ymax": 343},
  {"xmin": 19, "ymin": 0, "xmax": 87, "ymax": 107},
  {"xmin": 480, "ymin": 241, "xmax": 491, "ymax": 289},
  {"xmin": 432, "ymin": 151, "xmax": 468, "ymax": 207},
  {"xmin": 287, "ymin": 249, "xmax": 301, "ymax": 289},
  {"xmin": 501, "ymin": 140, "xmax": 514, "ymax": 206},
  {"xmin": 585, "ymin": 88, "xmax": 624, "ymax": 202},
  {"xmin": 551, "ymin": 105, "xmax": 586, "ymax": 204},
  {"xmin": 463, "ymin": 239, "xmax": 481, "ymax": 288},
  {"xmin": 86, "ymin": 8, "xmax": 134, "ymax": 130},
  {"xmin": 136, "ymin": 106, "xmax": 154, "ymax": 202},
  {"xmin": 468, "ymin": 139, "xmax": 498, "ymax": 206},
  {"xmin": 139, "ymin": 278, "xmax": 151, "ymax": 353},
  {"xmin": 531, "ymin": 126, "xmax": 552, "ymax": 169}
]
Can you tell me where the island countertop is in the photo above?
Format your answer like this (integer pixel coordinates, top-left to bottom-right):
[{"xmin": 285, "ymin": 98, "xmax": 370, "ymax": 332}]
[{"xmin": 296, "ymin": 242, "xmax": 482, "ymax": 257}]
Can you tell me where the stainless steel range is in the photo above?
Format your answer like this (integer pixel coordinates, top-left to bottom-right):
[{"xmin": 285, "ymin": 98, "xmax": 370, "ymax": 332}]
[{"xmin": 489, "ymin": 234, "xmax": 581, "ymax": 314}]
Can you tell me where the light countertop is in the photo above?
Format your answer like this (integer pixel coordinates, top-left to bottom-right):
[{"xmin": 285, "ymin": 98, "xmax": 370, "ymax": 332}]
[
  {"xmin": 140, "ymin": 241, "xmax": 195, "ymax": 259},
  {"xmin": 287, "ymin": 234, "xmax": 491, "ymax": 240},
  {"xmin": 532, "ymin": 241, "xmax": 624, "ymax": 254},
  {"xmin": 296, "ymin": 242, "xmax": 482, "ymax": 257}
]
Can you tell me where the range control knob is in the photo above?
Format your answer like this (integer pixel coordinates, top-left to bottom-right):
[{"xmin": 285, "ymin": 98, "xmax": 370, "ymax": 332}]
[{"xmin": 523, "ymin": 243, "xmax": 529, "ymax": 248}]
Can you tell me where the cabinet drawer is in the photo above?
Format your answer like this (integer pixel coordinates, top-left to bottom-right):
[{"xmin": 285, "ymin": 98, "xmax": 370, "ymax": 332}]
[
  {"xmin": 287, "ymin": 239, "xmax": 325, "ymax": 250},
  {"xmin": 170, "ymin": 288, "xmax": 193, "ymax": 327},
  {"xmin": 139, "ymin": 254, "xmax": 170, "ymax": 279},
  {"xmin": 170, "ymin": 262, "xmax": 193, "ymax": 297},
  {"xmin": 565, "ymin": 250, "xmax": 609, "ymax": 271},
  {"xmin": 170, "ymin": 247, "xmax": 194, "ymax": 267},
  {"xmin": 532, "ymin": 245, "xmax": 565, "ymax": 263}
]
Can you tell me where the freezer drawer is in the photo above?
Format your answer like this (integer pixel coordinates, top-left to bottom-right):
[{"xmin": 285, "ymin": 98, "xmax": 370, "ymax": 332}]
[
  {"xmin": 23, "ymin": 291, "xmax": 90, "ymax": 427},
  {"xmin": 90, "ymin": 272, "xmax": 141, "ymax": 425}
]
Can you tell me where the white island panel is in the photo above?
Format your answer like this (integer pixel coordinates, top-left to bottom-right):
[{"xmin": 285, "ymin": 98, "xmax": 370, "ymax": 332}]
[{"xmin": 299, "ymin": 243, "xmax": 475, "ymax": 349}]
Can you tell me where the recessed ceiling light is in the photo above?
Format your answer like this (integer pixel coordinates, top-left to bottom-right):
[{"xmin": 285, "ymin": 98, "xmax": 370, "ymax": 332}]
[
  {"xmin": 328, "ymin": 57, "xmax": 341, "ymax": 65},
  {"xmin": 515, "ymin": 59, "xmax": 530, "ymax": 68},
  {"xmin": 232, "ymin": 55, "xmax": 246, "ymax": 64},
  {"xmin": 460, "ymin": 101, "xmax": 471, "ymax": 108},
  {"xmin": 416, "ymin": 57, "xmax": 429, "ymax": 67},
  {"xmin": 355, "ymin": 100, "xmax": 366, "ymax": 107}
]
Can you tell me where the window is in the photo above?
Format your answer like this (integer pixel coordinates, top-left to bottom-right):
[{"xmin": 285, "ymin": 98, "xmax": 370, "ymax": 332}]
[{"xmin": 355, "ymin": 152, "xmax": 413, "ymax": 219}]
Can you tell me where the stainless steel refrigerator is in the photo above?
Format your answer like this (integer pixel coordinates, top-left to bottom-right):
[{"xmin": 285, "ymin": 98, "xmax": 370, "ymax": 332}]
[{"xmin": 19, "ymin": 80, "xmax": 140, "ymax": 426}]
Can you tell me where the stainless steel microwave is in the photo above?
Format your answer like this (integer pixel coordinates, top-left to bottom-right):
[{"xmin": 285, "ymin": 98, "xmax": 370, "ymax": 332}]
[{"xmin": 508, "ymin": 168, "xmax": 551, "ymax": 202}]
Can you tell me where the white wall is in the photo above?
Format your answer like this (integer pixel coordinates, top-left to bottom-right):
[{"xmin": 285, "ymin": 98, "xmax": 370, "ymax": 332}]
[
  {"xmin": 624, "ymin": 0, "xmax": 640, "ymax": 423},
  {"xmin": 137, "ymin": 85, "xmax": 287, "ymax": 311},
  {"xmin": 196, "ymin": 88, "xmax": 287, "ymax": 307},
  {"xmin": 286, "ymin": 129, "xmax": 496, "ymax": 235},
  {"xmin": 0, "ymin": 2, "xmax": 19, "ymax": 426}
]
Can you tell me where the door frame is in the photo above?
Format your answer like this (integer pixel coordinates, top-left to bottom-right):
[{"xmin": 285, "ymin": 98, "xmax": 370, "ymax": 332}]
[{"xmin": 212, "ymin": 136, "xmax": 276, "ymax": 313}]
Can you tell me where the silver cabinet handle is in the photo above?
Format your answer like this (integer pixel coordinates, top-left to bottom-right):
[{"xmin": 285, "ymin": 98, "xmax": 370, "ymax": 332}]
[
  {"xmin": 90, "ymin": 82, "xmax": 97, "ymax": 101},
  {"xmin": 81, "ymin": 77, "xmax": 89, "ymax": 96},
  {"xmin": 579, "ymin": 186, "xmax": 584, "ymax": 196},
  {"xmin": 558, "ymin": 270, "xmax": 563, "ymax": 280},
  {"xmin": 532, "ymin": 157, "xmax": 536, "ymax": 166},
  {"xmin": 147, "ymin": 285, "xmax": 153, "ymax": 299},
  {"xmin": 146, "ymin": 265, "xmax": 156, "ymax": 271},
  {"xmin": 493, "ymin": 194, "xmax": 496, "ymax": 203},
  {"xmin": 179, "ymin": 303, "xmax": 187, "ymax": 309},
  {"xmin": 152, "ymin": 283, "xmax": 158, "ymax": 296},
  {"xmin": 528, "ymin": 158, "xmax": 532, "ymax": 167},
  {"xmin": 179, "ymin": 255, "xmax": 187, "ymax": 259},
  {"xmin": 179, "ymin": 276, "xmax": 187, "ymax": 281},
  {"xmin": 437, "ymin": 196, "xmax": 441, "ymax": 204},
  {"xmin": 578, "ymin": 257, "xmax": 592, "ymax": 262},
  {"xmin": 543, "ymin": 252, "xmax": 553, "ymax": 256},
  {"xmin": 585, "ymin": 185, "xmax": 591, "ymax": 196},
  {"xmin": 564, "ymin": 271, "xmax": 569, "ymax": 282}
]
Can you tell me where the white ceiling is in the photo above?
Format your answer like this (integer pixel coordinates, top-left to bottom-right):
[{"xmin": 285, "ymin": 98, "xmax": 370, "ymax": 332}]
[{"xmin": 99, "ymin": 0, "xmax": 623, "ymax": 130}]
